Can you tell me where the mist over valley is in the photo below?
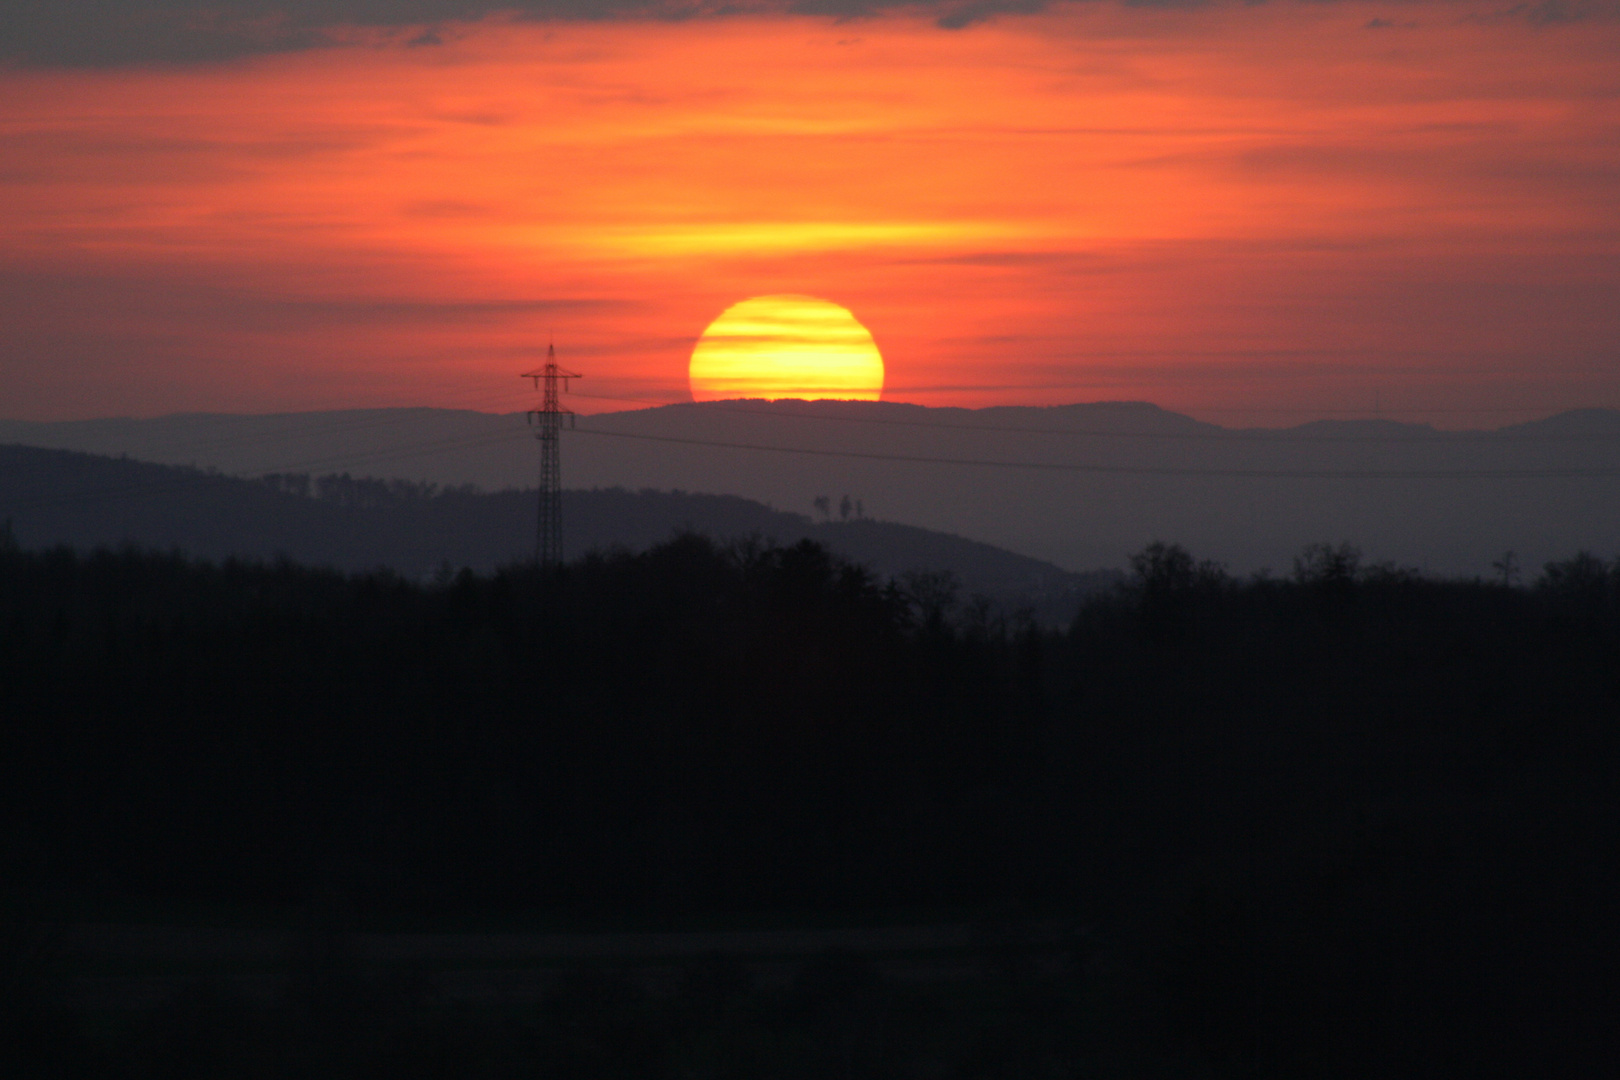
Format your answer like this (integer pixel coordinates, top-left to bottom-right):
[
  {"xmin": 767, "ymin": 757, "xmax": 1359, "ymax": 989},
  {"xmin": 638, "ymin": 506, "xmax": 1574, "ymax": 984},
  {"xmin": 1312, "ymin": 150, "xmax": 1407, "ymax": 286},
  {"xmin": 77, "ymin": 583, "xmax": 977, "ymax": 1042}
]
[{"xmin": 6, "ymin": 399, "xmax": 1618, "ymax": 577}]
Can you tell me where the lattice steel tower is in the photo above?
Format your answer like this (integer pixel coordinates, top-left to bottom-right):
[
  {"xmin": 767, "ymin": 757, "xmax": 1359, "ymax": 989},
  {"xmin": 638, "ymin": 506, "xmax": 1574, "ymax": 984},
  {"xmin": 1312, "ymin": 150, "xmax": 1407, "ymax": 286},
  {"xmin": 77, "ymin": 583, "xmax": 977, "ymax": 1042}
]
[{"xmin": 522, "ymin": 345, "xmax": 581, "ymax": 566}]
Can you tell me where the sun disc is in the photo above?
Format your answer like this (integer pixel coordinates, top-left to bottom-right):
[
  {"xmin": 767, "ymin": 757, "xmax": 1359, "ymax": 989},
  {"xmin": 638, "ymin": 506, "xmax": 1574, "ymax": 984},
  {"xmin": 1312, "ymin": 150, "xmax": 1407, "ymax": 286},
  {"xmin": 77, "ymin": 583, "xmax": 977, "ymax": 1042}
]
[{"xmin": 689, "ymin": 295, "xmax": 884, "ymax": 402}]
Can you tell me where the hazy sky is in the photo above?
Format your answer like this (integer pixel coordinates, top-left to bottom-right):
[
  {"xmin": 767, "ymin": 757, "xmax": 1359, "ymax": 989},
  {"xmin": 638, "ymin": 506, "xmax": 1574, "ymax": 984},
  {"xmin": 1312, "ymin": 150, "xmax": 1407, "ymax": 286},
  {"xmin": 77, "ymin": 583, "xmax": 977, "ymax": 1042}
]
[{"xmin": 3, "ymin": 1, "xmax": 1618, "ymax": 423}]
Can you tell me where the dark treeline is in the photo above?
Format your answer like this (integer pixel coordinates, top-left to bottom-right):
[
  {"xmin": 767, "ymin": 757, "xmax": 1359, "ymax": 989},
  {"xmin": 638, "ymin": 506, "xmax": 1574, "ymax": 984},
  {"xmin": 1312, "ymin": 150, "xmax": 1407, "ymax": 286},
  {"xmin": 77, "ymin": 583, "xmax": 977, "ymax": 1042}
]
[
  {"xmin": 2, "ymin": 529, "xmax": 1619, "ymax": 1075},
  {"xmin": 259, "ymin": 472, "xmax": 485, "ymax": 506}
]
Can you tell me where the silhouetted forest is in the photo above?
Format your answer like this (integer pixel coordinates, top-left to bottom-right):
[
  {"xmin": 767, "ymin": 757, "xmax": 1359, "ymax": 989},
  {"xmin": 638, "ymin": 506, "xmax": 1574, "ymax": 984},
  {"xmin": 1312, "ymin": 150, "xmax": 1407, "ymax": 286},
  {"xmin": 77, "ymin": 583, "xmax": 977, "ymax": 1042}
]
[{"xmin": 3, "ymin": 528, "xmax": 1617, "ymax": 1076}]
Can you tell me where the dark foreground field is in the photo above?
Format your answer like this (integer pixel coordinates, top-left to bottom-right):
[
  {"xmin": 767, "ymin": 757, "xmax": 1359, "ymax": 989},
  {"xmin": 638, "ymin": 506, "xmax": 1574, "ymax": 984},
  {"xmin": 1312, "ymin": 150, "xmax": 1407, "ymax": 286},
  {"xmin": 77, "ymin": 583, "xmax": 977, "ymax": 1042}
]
[{"xmin": 3, "ymin": 528, "xmax": 1618, "ymax": 1076}]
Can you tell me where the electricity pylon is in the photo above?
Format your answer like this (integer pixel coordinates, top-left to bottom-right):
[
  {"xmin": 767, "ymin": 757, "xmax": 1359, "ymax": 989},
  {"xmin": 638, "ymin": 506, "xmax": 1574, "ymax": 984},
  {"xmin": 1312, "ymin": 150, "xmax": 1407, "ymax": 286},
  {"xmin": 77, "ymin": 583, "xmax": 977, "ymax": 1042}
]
[{"xmin": 522, "ymin": 345, "xmax": 581, "ymax": 567}]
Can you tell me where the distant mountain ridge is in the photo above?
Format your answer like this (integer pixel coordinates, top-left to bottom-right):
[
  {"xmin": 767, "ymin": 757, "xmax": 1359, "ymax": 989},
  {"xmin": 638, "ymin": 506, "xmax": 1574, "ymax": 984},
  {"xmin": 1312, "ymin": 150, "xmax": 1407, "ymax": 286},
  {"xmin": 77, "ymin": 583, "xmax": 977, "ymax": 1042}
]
[
  {"xmin": 0, "ymin": 444, "xmax": 1108, "ymax": 623},
  {"xmin": 3, "ymin": 400, "xmax": 1618, "ymax": 574}
]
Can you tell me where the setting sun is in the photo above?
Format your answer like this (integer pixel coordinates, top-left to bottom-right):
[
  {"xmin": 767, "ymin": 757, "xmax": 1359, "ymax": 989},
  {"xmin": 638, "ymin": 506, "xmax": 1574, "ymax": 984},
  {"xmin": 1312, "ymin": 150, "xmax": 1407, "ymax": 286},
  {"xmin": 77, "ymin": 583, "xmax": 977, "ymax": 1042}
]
[{"xmin": 689, "ymin": 295, "xmax": 884, "ymax": 402}]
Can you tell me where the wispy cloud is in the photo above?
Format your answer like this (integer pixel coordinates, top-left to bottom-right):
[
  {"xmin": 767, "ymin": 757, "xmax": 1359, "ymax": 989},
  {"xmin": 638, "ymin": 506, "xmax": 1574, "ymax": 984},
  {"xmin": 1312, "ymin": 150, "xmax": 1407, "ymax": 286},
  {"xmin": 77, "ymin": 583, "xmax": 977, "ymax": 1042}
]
[{"xmin": 7, "ymin": 0, "xmax": 1619, "ymax": 67}]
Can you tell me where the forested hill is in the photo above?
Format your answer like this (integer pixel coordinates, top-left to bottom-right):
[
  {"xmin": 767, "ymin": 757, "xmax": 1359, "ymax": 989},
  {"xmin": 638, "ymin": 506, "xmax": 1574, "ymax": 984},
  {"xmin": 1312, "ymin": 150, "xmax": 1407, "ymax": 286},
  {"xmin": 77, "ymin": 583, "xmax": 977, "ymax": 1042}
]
[
  {"xmin": 0, "ymin": 443, "xmax": 1107, "ymax": 618},
  {"xmin": 2, "ymin": 533, "xmax": 1618, "ymax": 1074}
]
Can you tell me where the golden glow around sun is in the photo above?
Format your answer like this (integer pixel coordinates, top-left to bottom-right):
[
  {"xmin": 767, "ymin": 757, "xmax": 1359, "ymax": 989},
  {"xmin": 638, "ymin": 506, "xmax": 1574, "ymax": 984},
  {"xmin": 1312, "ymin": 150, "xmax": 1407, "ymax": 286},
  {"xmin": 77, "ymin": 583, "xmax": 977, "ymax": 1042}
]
[{"xmin": 689, "ymin": 295, "xmax": 884, "ymax": 402}]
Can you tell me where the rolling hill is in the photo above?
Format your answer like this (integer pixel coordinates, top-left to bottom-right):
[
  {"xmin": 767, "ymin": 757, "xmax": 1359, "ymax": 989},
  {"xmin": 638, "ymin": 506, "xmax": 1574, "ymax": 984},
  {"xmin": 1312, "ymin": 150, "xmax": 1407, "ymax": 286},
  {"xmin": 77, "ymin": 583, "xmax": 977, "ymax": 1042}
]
[
  {"xmin": 4, "ymin": 400, "xmax": 1619, "ymax": 574},
  {"xmin": 0, "ymin": 444, "xmax": 1108, "ymax": 623}
]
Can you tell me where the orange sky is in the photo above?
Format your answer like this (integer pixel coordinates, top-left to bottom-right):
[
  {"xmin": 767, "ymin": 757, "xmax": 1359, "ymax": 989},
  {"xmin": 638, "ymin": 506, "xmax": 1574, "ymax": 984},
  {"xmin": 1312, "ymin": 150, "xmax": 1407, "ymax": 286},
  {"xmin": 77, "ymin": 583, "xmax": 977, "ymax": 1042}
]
[{"xmin": 3, "ymin": 4, "xmax": 1619, "ymax": 424}]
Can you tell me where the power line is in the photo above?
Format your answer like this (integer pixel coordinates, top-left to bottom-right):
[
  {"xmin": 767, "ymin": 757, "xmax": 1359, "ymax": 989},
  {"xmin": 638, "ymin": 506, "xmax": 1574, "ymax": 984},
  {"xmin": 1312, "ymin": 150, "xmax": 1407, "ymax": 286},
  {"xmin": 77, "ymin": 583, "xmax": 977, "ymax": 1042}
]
[
  {"xmin": 0, "ymin": 385, "xmax": 533, "ymax": 465},
  {"xmin": 570, "ymin": 425, "xmax": 1620, "ymax": 480},
  {"xmin": 565, "ymin": 392, "xmax": 1620, "ymax": 445},
  {"xmin": 7, "ymin": 401, "xmax": 1619, "ymax": 524},
  {"xmin": 0, "ymin": 427, "xmax": 533, "ymax": 516}
]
